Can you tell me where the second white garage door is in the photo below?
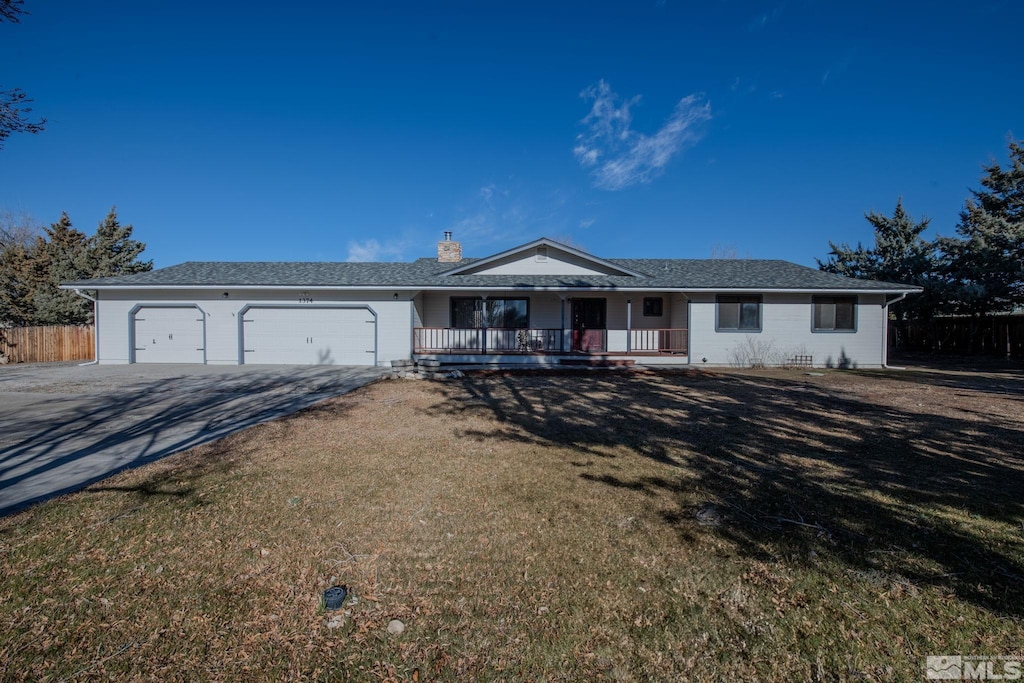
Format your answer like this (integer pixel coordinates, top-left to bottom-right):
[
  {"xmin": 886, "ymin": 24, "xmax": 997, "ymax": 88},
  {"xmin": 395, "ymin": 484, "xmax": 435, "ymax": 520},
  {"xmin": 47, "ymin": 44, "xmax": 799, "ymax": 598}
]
[{"xmin": 241, "ymin": 306, "xmax": 376, "ymax": 365}]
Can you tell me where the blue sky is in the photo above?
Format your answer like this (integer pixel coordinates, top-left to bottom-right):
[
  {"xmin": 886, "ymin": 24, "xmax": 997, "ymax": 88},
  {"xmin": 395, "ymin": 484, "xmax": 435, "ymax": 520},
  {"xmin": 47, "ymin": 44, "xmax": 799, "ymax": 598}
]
[{"xmin": 1, "ymin": 0, "xmax": 1021, "ymax": 268}]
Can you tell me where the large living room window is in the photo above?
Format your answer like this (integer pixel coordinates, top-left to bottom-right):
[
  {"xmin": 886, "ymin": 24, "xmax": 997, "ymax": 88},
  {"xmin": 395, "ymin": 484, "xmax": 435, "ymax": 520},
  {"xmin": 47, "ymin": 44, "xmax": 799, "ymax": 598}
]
[
  {"xmin": 813, "ymin": 296, "xmax": 856, "ymax": 332},
  {"xmin": 717, "ymin": 295, "xmax": 762, "ymax": 331},
  {"xmin": 450, "ymin": 297, "xmax": 529, "ymax": 328}
]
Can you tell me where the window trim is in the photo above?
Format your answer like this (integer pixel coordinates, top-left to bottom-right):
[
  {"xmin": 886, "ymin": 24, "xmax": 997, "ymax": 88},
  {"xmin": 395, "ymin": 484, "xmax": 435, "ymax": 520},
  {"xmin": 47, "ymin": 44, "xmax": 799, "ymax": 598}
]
[
  {"xmin": 642, "ymin": 296, "xmax": 664, "ymax": 317},
  {"xmin": 811, "ymin": 295, "xmax": 857, "ymax": 333},
  {"xmin": 715, "ymin": 294, "xmax": 763, "ymax": 333}
]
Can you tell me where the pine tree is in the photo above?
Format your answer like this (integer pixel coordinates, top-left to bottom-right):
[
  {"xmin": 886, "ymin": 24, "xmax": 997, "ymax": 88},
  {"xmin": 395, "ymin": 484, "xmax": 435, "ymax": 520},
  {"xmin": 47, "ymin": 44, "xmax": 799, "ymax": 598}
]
[
  {"xmin": 0, "ymin": 236, "xmax": 46, "ymax": 326},
  {"xmin": 86, "ymin": 207, "xmax": 153, "ymax": 277},
  {"xmin": 818, "ymin": 198, "xmax": 938, "ymax": 321},
  {"xmin": 939, "ymin": 139, "xmax": 1024, "ymax": 315},
  {"xmin": 32, "ymin": 212, "xmax": 92, "ymax": 324}
]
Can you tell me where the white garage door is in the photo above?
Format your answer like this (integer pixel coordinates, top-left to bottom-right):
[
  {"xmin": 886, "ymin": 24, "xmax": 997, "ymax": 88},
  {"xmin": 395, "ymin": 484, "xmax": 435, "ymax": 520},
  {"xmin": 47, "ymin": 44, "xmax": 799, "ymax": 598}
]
[
  {"xmin": 133, "ymin": 306, "xmax": 205, "ymax": 364},
  {"xmin": 241, "ymin": 306, "xmax": 376, "ymax": 365}
]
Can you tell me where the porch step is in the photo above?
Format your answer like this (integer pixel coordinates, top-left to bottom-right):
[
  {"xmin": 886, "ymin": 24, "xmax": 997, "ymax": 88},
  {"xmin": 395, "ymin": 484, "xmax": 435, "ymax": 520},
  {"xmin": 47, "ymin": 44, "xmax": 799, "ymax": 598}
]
[{"xmin": 557, "ymin": 358, "xmax": 635, "ymax": 368}]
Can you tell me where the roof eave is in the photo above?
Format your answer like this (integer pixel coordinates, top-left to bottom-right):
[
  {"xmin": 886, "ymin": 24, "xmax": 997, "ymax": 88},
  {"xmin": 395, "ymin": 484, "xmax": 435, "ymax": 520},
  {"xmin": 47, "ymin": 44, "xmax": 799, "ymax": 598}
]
[{"xmin": 60, "ymin": 283, "xmax": 923, "ymax": 294}]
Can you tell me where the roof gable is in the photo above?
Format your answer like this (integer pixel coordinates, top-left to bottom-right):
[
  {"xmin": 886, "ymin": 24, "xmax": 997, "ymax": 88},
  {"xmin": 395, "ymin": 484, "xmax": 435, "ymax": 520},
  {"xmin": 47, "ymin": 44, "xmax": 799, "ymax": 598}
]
[{"xmin": 439, "ymin": 238, "xmax": 644, "ymax": 277}]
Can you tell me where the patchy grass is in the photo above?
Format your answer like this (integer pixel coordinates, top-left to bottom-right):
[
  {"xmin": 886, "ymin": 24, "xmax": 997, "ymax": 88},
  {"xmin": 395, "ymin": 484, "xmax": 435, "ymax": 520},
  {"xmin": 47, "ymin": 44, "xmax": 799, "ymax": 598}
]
[{"xmin": 1, "ymin": 366, "xmax": 1023, "ymax": 681}]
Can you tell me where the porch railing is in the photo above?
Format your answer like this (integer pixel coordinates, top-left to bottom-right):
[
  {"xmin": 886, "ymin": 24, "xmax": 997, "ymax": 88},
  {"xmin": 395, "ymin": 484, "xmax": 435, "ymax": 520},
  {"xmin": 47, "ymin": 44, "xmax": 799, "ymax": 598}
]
[
  {"xmin": 413, "ymin": 327, "xmax": 562, "ymax": 354},
  {"xmin": 630, "ymin": 328, "xmax": 688, "ymax": 353},
  {"xmin": 414, "ymin": 327, "xmax": 688, "ymax": 355}
]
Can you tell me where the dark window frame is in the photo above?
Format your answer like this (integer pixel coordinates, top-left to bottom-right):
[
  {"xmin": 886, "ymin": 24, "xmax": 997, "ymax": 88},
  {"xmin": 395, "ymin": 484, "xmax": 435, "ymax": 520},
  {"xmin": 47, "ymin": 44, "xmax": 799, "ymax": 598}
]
[
  {"xmin": 716, "ymin": 295, "xmax": 762, "ymax": 332},
  {"xmin": 812, "ymin": 295, "xmax": 857, "ymax": 332},
  {"xmin": 450, "ymin": 296, "xmax": 530, "ymax": 329},
  {"xmin": 642, "ymin": 296, "xmax": 664, "ymax": 317}
]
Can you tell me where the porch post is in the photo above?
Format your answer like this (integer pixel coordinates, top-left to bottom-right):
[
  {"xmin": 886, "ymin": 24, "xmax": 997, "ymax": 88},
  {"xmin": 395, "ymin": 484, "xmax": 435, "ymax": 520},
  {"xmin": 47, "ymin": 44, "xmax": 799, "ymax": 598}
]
[
  {"xmin": 560, "ymin": 296, "xmax": 566, "ymax": 352},
  {"xmin": 626, "ymin": 298, "xmax": 632, "ymax": 353},
  {"xmin": 480, "ymin": 296, "xmax": 488, "ymax": 353}
]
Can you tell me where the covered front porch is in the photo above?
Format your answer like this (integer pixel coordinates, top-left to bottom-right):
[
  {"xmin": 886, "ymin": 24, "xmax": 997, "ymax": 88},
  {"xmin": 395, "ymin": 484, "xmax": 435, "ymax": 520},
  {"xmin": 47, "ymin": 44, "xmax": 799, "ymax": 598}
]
[{"xmin": 411, "ymin": 290, "xmax": 689, "ymax": 363}]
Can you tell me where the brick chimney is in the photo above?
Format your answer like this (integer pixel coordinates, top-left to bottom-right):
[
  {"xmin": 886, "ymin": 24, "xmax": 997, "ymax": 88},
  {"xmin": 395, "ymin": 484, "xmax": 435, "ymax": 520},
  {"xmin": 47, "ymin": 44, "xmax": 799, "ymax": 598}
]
[{"xmin": 437, "ymin": 231, "xmax": 462, "ymax": 263}]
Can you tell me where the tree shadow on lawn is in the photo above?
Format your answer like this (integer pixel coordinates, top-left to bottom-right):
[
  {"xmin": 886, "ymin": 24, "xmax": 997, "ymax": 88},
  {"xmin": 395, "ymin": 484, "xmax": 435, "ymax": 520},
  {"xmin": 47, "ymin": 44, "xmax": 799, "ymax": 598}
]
[{"xmin": 433, "ymin": 369, "xmax": 1024, "ymax": 618}]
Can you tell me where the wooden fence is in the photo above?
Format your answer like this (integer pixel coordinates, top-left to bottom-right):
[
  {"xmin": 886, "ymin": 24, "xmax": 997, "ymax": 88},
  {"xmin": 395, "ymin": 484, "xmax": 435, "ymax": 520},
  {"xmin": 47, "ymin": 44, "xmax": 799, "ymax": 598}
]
[
  {"xmin": 0, "ymin": 325, "xmax": 95, "ymax": 364},
  {"xmin": 889, "ymin": 315, "xmax": 1024, "ymax": 358}
]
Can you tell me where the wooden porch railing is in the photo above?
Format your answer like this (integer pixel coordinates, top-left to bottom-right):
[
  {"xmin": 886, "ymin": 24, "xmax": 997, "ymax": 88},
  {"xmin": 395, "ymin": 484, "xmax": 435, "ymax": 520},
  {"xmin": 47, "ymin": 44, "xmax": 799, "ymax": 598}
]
[
  {"xmin": 630, "ymin": 328, "xmax": 688, "ymax": 353},
  {"xmin": 413, "ymin": 327, "xmax": 688, "ymax": 355},
  {"xmin": 413, "ymin": 327, "xmax": 563, "ymax": 354}
]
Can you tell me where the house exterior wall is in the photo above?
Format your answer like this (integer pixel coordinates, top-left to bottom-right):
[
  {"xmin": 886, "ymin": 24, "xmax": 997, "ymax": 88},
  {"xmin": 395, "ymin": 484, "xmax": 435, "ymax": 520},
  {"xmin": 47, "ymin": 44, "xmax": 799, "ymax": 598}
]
[
  {"xmin": 688, "ymin": 292, "xmax": 887, "ymax": 368},
  {"xmin": 421, "ymin": 291, "xmax": 567, "ymax": 329},
  {"xmin": 419, "ymin": 291, "xmax": 687, "ymax": 354},
  {"xmin": 419, "ymin": 292, "xmax": 688, "ymax": 330},
  {"xmin": 94, "ymin": 287, "xmax": 888, "ymax": 367},
  {"xmin": 669, "ymin": 293, "xmax": 689, "ymax": 330},
  {"xmin": 94, "ymin": 289, "xmax": 413, "ymax": 365}
]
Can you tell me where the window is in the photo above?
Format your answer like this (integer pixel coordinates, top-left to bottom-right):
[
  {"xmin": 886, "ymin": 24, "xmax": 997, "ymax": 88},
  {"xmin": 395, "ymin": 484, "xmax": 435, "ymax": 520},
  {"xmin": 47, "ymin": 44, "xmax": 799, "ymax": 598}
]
[
  {"xmin": 717, "ymin": 295, "xmax": 761, "ymax": 331},
  {"xmin": 813, "ymin": 296, "xmax": 856, "ymax": 331},
  {"xmin": 450, "ymin": 297, "xmax": 529, "ymax": 329},
  {"xmin": 642, "ymin": 297, "xmax": 663, "ymax": 317},
  {"xmin": 451, "ymin": 298, "xmax": 482, "ymax": 328}
]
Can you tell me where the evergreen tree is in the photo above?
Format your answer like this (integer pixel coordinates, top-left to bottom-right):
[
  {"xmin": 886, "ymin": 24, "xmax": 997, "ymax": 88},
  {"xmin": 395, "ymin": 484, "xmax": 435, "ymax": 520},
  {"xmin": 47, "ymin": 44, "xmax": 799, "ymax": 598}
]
[
  {"xmin": 1, "ymin": 208, "xmax": 152, "ymax": 327},
  {"xmin": 0, "ymin": 236, "xmax": 46, "ymax": 326},
  {"xmin": 32, "ymin": 212, "xmax": 92, "ymax": 324},
  {"xmin": 938, "ymin": 139, "xmax": 1024, "ymax": 315},
  {"xmin": 86, "ymin": 207, "xmax": 153, "ymax": 277},
  {"xmin": 818, "ymin": 198, "xmax": 938, "ymax": 321}
]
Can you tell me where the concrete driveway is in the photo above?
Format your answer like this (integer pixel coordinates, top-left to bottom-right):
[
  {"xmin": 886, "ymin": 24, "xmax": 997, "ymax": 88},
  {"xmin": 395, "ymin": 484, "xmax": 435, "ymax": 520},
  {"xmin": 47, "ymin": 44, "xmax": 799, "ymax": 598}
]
[{"xmin": 0, "ymin": 363, "xmax": 386, "ymax": 516}]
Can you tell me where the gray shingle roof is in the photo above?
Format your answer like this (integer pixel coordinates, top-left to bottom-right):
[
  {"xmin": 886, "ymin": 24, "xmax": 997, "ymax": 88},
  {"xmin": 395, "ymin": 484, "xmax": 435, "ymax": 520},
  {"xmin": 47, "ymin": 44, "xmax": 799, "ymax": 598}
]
[{"xmin": 63, "ymin": 257, "xmax": 918, "ymax": 292}]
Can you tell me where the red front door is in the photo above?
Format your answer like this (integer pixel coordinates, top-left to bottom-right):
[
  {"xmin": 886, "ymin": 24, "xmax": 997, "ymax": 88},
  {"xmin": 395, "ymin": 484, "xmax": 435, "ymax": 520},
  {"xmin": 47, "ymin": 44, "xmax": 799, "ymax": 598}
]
[{"xmin": 572, "ymin": 299, "xmax": 606, "ymax": 352}]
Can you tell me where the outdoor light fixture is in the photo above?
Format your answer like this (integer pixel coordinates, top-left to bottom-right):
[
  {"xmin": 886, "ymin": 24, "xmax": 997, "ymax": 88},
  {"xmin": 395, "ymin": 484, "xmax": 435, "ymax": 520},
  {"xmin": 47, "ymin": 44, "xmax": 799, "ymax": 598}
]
[
  {"xmin": 393, "ymin": 293, "xmax": 399, "ymax": 300},
  {"xmin": 222, "ymin": 292, "xmax": 229, "ymax": 298}
]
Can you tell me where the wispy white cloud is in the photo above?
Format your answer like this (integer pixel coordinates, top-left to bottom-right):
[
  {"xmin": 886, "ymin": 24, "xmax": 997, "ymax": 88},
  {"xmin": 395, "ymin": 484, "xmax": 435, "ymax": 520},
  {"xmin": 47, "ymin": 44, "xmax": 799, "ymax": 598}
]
[
  {"xmin": 440, "ymin": 183, "xmax": 575, "ymax": 253},
  {"xmin": 578, "ymin": 218, "xmax": 596, "ymax": 229},
  {"xmin": 574, "ymin": 80, "xmax": 711, "ymax": 191},
  {"xmin": 747, "ymin": 4, "xmax": 785, "ymax": 32},
  {"xmin": 346, "ymin": 238, "xmax": 410, "ymax": 262},
  {"xmin": 822, "ymin": 50, "xmax": 856, "ymax": 86}
]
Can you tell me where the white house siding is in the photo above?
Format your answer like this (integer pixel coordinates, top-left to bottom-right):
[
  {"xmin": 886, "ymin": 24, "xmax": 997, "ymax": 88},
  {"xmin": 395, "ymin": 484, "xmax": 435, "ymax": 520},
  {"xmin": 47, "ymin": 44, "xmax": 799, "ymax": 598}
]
[
  {"xmin": 669, "ymin": 293, "xmax": 689, "ymax": 331},
  {"xmin": 688, "ymin": 292, "xmax": 886, "ymax": 368},
  {"xmin": 94, "ymin": 289, "xmax": 413, "ymax": 366}
]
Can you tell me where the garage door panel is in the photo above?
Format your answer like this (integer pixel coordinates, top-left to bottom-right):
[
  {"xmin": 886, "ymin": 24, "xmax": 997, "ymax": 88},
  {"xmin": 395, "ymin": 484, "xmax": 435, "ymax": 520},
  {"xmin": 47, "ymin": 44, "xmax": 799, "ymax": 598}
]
[
  {"xmin": 134, "ymin": 307, "xmax": 205, "ymax": 364},
  {"xmin": 242, "ymin": 307, "xmax": 375, "ymax": 365}
]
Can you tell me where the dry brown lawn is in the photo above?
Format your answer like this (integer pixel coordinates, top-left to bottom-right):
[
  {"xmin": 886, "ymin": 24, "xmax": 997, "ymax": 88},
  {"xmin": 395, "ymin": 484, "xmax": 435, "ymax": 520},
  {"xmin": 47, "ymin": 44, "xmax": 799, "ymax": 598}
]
[{"xmin": 1, "ymin": 365, "xmax": 1023, "ymax": 681}]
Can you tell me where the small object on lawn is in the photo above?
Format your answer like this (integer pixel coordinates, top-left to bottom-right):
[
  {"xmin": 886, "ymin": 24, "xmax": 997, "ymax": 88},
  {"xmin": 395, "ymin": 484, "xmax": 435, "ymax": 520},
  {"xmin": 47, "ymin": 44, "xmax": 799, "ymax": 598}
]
[
  {"xmin": 695, "ymin": 503, "xmax": 723, "ymax": 527},
  {"xmin": 323, "ymin": 585, "xmax": 348, "ymax": 611},
  {"xmin": 387, "ymin": 619, "xmax": 405, "ymax": 635},
  {"xmin": 805, "ymin": 372, "xmax": 825, "ymax": 377}
]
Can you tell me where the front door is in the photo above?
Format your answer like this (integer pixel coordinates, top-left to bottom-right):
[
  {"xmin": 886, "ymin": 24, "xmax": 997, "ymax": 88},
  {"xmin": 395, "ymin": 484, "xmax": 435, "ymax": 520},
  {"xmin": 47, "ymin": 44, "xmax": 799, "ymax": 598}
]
[{"xmin": 572, "ymin": 299, "xmax": 606, "ymax": 352}]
